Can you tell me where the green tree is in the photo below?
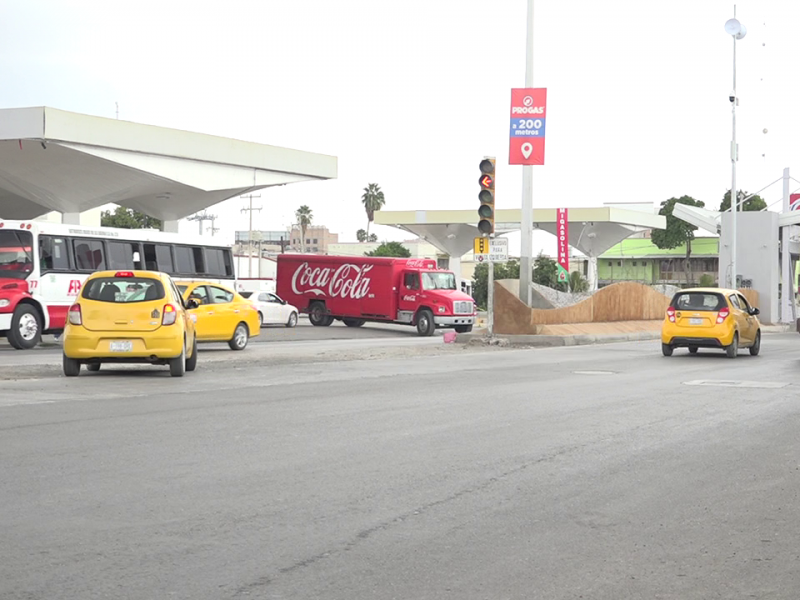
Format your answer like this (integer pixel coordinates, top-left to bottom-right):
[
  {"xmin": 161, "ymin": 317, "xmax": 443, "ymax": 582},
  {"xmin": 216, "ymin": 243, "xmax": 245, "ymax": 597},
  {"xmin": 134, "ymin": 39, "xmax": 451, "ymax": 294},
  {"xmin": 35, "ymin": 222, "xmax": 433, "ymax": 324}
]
[
  {"xmin": 719, "ymin": 189, "xmax": 767, "ymax": 212},
  {"xmin": 101, "ymin": 206, "xmax": 162, "ymax": 230},
  {"xmin": 356, "ymin": 229, "xmax": 378, "ymax": 243},
  {"xmin": 651, "ymin": 195, "xmax": 705, "ymax": 285},
  {"xmin": 365, "ymin": 241, "xmax": 411, "ymax": 258},
  {"xmin": 471, "ymin": 259, "xmax": 521, "ymax": 309},
  {"xmin": 532, "ymin": 253, "xmax": 567, "ymax": 291},
  {"xmin": 295, "ymin": 205, "xmax": 313, "ymax": 253},
  {"xmin": 361, "ymin": 183, "xmax": 386, "ymax": 237},
  {"xmin": 698, "ymin": 273, "xmax": 716, "ymax": 287},
  {"xmin": 569, "ymin": 270, "xmax": 589, "ymax": 293}
]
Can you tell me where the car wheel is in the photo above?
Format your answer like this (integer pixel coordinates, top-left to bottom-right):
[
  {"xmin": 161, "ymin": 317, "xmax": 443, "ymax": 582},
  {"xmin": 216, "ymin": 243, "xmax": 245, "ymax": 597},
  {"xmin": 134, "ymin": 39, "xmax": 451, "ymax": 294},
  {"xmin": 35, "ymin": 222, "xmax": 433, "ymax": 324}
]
[
  {"xmin": 169, "ymin": 346, "xmax": 186, "ymax": 377},
  {"xmin": 726, "ymin": 333, "xmax": 739, "ymax": 359},
  {"xmin": 286, "ymin": 312, "xmax": 298, "ymax": 328},
  {"xmin": 688, "ymin": 346, "xmax": 698, "ymax": 354},
  {"xmin": 343, "ymin": 318, "xmax": 365, "ymax": 327},
  {"xmin": 8, "ymin": 304, "xmax": 42, "ymax": 350},
  {"xmin": 229, "ymin": 323, "xmax": 249, "ymax": 351},
  {"xmin": 749, "ymin": 330, "xmax": 761, "ymax": 356},
  {"xmin": 63, "ymin": 354, "xmax": 80, "ymax": 377},
  {"xmin": 661, "ymin": 343, "xmax": 673, "ymax": 357},
  {"xmin": 416, "ymin": 309, "xmax": 436, "ymax": 337},
  {"xmin": 185, "ymin": 337, "xmax": 198, "ymax": 372},
  {"xmin": 86, "ymin": 363, "xmax": 101, "ymax": 372},
  {"xmin": 258, "ymin": 312, "xmax": 264, "ymax": 328}
]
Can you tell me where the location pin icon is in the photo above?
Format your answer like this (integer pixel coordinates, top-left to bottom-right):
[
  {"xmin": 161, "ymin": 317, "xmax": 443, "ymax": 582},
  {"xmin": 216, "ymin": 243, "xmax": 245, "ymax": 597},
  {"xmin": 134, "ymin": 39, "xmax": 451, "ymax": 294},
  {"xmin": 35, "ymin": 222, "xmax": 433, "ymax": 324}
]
[{"xmin": 521, "ymin": 142, "xmax": 533, "ymax": 159}]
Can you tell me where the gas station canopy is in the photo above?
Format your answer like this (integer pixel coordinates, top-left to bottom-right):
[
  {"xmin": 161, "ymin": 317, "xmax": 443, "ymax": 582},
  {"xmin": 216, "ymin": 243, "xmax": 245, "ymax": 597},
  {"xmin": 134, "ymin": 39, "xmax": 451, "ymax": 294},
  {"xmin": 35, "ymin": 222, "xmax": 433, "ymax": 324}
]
[
  {"xmin": 375, "ymin": 207, "xmax": 666, "ymax": 258},
  {"xmin": 0, "ymin": 107, "xmax": 337, "ymax": 222}
]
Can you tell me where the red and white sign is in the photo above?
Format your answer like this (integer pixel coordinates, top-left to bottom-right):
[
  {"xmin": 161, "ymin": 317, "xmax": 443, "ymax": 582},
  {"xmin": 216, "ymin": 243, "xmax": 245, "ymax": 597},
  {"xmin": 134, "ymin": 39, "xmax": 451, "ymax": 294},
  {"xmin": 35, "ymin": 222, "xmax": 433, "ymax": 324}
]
[
  {"xmin": 790, "ymin": 193, "xmax": 800, "ymax": 211},
  {"xmin": 290, "ymin": 262, "xmax": 374, "ymax": 299},
  {"xmin": 67, "ymin": 280, "xmax": 82, "ymax": 296},
  {"xmin": 509, "ymin": 88, "xmax": 547, "ymax": 165},
  {"xmin": 557, "ymin": 208, "xmax": 569, "ymax": 282}
]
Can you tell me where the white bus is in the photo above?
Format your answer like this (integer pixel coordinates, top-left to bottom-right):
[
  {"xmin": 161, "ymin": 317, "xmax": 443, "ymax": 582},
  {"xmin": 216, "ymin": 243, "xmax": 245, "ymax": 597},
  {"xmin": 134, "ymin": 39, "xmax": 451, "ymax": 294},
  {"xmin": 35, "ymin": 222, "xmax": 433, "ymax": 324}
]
[{"xmin": 0, "ymin": 219, "xmax": 235, "ymax": 349}]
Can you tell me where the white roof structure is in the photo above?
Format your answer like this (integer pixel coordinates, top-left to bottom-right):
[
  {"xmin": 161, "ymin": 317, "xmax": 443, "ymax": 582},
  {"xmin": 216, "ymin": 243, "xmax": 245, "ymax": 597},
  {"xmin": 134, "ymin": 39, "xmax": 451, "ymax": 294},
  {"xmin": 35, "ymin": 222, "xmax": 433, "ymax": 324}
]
[{"xmin": 0, "ymin": 107, "xmax": 337, "ymax": 221}]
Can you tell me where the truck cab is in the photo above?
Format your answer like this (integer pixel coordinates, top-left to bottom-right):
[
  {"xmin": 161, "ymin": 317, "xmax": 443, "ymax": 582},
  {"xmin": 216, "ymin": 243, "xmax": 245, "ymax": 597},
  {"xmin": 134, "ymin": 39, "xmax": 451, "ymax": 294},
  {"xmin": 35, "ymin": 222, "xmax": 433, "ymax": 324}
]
[{"xmin": 398, "ymin": 269, "xmax": 475, "ymax": 335}]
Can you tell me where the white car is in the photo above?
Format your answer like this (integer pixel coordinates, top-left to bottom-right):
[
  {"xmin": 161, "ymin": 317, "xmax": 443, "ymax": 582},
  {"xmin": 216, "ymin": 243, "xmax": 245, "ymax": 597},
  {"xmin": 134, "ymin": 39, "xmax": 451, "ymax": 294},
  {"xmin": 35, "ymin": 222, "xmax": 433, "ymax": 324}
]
[{"xmin": 240, "ymin": 291, "xmax": 299, "ymax": 328}]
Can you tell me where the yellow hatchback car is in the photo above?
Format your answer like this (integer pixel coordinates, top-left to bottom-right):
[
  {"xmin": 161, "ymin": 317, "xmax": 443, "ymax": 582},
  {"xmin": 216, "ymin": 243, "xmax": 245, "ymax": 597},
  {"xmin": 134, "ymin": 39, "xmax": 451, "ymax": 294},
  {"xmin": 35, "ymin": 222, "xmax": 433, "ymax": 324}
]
[
  {"xmin": 661, "ymin": 287, "xmax": 761, "ymax": 358},
  {"xmin": 62, "ymin": 270, "xmax": 198, "ymax": 377},
  {"xmin": 177, "ymin": 281, "xmax": 260, "ymax": 350}
]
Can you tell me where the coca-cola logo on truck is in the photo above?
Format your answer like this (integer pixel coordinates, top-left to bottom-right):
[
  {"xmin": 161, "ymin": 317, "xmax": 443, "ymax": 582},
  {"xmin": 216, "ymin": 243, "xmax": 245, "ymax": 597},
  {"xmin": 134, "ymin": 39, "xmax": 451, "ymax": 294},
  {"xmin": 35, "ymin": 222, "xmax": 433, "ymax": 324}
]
[{"xmin": 291, "ymin": 262, "xmax": 374, "ymax": 299}]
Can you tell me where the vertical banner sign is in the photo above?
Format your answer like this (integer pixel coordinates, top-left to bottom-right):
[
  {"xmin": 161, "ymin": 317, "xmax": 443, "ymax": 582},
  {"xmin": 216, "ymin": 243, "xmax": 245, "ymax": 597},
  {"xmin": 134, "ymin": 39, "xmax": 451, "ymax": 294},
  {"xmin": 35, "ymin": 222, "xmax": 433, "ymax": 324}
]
[
  {"xmin": 790, "ymin": 193, "xmax": 800, "ymax": 212},
  {"xmin": 509, "ymin": 88, "xmax": 547, "ymax": 165},
  {"xmin": 557, "ymin": 208, "xmax": 569, "ymax": 283}
]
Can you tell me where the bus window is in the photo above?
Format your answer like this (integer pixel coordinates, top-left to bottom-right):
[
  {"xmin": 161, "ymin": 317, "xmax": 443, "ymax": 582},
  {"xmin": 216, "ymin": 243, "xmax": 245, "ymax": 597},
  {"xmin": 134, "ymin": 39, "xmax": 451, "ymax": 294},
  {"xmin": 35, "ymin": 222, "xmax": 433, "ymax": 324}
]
[
  {"xmin": 205, "ymin": 248, "xmax": 229, "ymax": 277},
  {"xmin": 191, "ymin": 247, "xmax": 205, "ymax": 274},
  {"xmin": 107, "ymin": 241, "xmax": 141, "ymax": 270},
  {"xmin": 174, "ymin": 246, "xmax": 194, "ymax": 274},
  {"xmin": 143, "ymin": 243, "xmax": 174, "ymax": 273},
  {"xmin": 73, "ymin": 240, "xmax": 106, "ymax": 270},
  {"xmin": 39, "ymin": 235, "xmax": 70, "ymax": 271},
  {"xmin": 0, "ymin": 230, "xmax": 33, "ymax": 278}
]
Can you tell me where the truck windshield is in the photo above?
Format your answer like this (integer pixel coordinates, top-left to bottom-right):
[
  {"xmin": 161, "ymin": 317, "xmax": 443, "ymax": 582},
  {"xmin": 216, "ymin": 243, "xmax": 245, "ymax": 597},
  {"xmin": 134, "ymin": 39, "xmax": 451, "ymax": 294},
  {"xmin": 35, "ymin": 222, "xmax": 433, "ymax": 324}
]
[
  {"xmin": 421, "ymin": 271, "xmax": 456, "ymax": 290},
  {"xmin": 0, "ymin": 230, "xmax": 34, "ymax": 280}
]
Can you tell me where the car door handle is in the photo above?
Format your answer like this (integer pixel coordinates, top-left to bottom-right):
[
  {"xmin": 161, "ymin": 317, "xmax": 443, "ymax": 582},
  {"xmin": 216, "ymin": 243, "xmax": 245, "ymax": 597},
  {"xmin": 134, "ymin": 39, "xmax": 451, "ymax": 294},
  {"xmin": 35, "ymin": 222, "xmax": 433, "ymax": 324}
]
[
  {"xmin": 234, "ymin": 309, "xmax": 240, "ymax": 314},
  {"xmin": 207, "ymin": 311, "xmax": 214, "ymax": 315}
]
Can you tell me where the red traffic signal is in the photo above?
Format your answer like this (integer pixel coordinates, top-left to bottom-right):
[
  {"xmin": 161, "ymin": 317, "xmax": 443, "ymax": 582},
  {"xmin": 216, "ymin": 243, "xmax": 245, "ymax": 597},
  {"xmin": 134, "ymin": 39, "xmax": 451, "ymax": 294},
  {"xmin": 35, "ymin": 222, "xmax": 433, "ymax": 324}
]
[{"xmin": 478, "ymin": 157, "xmax": 496, "ymax": 236}]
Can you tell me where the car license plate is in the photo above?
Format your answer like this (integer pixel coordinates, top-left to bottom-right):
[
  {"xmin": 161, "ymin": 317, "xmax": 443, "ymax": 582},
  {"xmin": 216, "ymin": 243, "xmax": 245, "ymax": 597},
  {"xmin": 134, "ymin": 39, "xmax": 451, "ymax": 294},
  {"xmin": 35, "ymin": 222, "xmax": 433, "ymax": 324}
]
[
  {"xmin": 689, "ymin": 318, "xmax": 703, "ymax": 325},
  {"xmin": 110, "ymin": 341, "xmax": 133, "ymax": 352}
]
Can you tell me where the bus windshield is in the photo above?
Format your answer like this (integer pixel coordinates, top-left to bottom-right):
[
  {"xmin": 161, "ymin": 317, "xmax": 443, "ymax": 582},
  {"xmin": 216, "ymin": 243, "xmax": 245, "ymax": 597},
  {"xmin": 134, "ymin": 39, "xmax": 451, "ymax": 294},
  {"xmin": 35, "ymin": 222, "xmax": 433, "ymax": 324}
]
[
  {"xmin": 0, "ymin": 230, "xmax": 33, "ymax": 279},
  {"xmin": 421, "ymin": 271, "xmax": 456, "ymax": 291}
]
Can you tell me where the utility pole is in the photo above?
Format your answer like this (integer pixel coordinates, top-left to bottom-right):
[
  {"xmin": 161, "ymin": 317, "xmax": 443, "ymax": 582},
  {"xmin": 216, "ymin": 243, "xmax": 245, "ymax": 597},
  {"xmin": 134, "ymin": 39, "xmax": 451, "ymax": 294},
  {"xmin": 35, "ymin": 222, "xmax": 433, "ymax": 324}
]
[
  {"xmin": 187, "ymin": 212, "xmax": 216, "ymax": 235},
  {"xmin": 240, "ymin": 194, "xmax": 262, "ymax": 278},
  {"xmin": 206, "ymin": 214, "xmax": 220, "ymax": 236},
  {"xmin": 518, "ymin": 0, "xmax": 535, "ymax": 307}
]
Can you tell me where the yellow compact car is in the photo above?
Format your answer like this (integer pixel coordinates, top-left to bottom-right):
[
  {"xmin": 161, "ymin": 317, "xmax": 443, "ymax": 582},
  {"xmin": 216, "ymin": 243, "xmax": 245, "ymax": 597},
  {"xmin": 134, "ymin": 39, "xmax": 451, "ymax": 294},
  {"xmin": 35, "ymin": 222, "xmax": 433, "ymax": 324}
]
[
  {"xmin": 62, "ymin": 270, "xmax": 198, "ymax": 377},
  {"xmin": 661, "ymin": 287, "xmax": 761, "ymax": 358},
  {"xmin": 177, "ymin": 281, "xmax": 260, "ymax": 350}
]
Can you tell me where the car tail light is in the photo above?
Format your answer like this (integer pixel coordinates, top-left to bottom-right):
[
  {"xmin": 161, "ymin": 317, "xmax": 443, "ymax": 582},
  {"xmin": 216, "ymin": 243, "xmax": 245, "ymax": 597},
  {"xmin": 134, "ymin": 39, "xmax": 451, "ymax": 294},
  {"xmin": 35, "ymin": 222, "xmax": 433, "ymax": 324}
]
[
  {"xmin": 162, "ymin": 304, "xmax": 178, "ymax": 326},
  {"xmin": 666, "ymin": 306, "xmax": 676, "ymax": 323},
  {"xmin": 115, "ymin": 271, "xmax": 134, "ymax": 278},
  {"xmin": 68, "ymin": 304, "xmax": 82, "ymax": 325},
  {"xmin": 717, "ymin": 308, "xmax": 730, "ymax": 324}
]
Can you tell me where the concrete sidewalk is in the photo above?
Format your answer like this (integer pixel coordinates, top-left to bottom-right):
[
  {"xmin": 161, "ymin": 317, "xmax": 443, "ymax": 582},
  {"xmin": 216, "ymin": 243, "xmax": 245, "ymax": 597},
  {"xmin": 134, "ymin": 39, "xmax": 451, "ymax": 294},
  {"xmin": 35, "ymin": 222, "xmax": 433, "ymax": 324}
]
[{"xmin": 457, "ymin": 323, "xmax": 792, "ymax": 348}]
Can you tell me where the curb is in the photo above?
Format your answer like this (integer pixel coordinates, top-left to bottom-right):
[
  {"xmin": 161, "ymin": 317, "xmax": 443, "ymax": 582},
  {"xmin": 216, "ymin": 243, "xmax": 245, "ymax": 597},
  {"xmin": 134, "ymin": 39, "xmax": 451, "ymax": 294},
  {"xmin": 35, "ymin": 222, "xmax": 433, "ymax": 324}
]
[{"xmin": 456, "ymin": 331, "xmax": 662, "ymax": 348}]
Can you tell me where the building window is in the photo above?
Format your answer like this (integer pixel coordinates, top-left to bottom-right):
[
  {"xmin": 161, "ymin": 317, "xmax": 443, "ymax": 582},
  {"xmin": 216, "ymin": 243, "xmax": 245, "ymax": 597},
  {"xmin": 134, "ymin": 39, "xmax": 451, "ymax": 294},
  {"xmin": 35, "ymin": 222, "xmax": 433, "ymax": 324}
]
[
  {"xmin": 313, "ymin": 238, "xmax": 318, "ymax": 244},
  {"xmin": 632, "ymin": 261, "xmax": 637, "ymax": 267},
  {"xmin": 641, "ymin": 261, "xmax": 647, "ymax": 266},
  {"xmin": 608, "ymin": 261, "xmax": 613, "ymax": 267},
  {"xmin": 617, "ymin": 261, "xmax": 622, "ymax": 267}
]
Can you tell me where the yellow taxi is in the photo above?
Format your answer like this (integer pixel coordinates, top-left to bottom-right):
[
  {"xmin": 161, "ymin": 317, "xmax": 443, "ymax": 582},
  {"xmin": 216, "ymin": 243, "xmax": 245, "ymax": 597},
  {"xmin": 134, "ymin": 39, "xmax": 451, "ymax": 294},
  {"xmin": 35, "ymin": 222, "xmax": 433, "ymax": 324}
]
[
  {"xmin": 176, "ymin": 281, "xmax": 260, "ymax": 350},
  {"xmin": 661, "ymin": 287, "xmax": 761, "ymax": 358},
  {"xmin": 62, "ymin": 270, "xmax": 198, "ymax": 377}
]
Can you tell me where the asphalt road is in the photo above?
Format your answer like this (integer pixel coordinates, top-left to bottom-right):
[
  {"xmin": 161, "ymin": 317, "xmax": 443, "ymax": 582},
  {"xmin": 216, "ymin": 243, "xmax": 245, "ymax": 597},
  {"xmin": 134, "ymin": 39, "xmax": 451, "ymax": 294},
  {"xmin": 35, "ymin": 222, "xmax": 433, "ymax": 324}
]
[{"xmin": 2, "ymin": 334, "xmax": 800, "ymax": 599}]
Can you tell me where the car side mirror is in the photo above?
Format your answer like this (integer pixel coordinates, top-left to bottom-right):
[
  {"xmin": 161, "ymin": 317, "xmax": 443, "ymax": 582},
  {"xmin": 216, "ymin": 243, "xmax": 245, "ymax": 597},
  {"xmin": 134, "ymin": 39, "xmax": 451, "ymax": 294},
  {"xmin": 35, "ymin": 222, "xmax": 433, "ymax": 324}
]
[
  {"xmin": 750, "ymin": 307, "xmax": 760, "ymax": 316},
  {"xmin": 281, "ymin": 299, "xmax": 287, "ymax": 305},
  {"xmin": 186, "ymin": 298, "xmax": 199, "ymax": 309}
]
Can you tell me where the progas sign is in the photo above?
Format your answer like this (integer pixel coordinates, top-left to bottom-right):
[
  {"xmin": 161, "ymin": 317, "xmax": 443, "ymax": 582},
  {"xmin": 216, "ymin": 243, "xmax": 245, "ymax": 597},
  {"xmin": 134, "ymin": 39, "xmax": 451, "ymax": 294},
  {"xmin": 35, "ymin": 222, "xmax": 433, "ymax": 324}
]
[{"xmin": 291, "ymin": 262, "xmax": 373, "ymax": 299}]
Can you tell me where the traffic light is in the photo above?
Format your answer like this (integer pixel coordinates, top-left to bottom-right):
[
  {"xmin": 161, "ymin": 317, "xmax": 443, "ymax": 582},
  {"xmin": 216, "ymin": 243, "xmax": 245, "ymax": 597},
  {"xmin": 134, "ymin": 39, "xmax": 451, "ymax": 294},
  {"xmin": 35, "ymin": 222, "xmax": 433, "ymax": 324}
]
[{"xmin": 478, "ymin": 157, "xmax": 495, "ymax": 235}]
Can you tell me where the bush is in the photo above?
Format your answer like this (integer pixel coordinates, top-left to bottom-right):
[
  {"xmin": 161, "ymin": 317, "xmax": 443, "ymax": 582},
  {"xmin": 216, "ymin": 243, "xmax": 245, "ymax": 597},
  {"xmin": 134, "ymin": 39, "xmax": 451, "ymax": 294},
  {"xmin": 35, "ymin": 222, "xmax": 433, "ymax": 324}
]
[{"xmin": 698, "ymin": 274, "xmax": 716, "ymax": 287}]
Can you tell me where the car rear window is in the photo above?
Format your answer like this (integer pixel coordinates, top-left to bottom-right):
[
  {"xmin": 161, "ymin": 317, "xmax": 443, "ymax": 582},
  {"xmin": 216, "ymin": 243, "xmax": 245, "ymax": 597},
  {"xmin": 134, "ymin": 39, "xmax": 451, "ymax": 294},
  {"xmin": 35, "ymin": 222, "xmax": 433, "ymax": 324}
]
[
  {"xmin": 672, "ymin": 292, "xmax": 724, "ymax": 311},
  {"xmin": 82, "ymin": 277, "xmax": 166, "ymax": 303}
]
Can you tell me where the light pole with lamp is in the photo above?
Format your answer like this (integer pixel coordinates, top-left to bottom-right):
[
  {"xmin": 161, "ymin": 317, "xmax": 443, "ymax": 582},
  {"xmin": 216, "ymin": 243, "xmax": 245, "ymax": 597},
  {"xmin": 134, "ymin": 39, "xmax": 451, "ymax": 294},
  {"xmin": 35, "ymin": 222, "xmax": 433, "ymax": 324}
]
[{"xmin": 725, "ymin": 11, "xmax": 746, "ymax": 288}]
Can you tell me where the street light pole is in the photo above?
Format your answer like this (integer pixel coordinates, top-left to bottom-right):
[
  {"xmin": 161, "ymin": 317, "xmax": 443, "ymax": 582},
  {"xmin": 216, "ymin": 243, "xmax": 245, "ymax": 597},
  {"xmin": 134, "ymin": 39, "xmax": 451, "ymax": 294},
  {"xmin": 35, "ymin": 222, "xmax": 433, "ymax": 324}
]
[
  {"xmin": 725, "ymin": 10, "xmax": 746, "ymax": 289},
  {"xmin": 519, "ymin": 0, "xmax": 535, "ymax": 307}
]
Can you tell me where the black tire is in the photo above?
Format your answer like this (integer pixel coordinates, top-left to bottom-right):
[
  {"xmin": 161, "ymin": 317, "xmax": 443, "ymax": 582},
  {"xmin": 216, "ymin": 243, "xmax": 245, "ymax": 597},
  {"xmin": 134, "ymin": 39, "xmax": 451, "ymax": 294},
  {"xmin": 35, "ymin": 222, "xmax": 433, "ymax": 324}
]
[
  {"xmin": 688, "ymin": 346, "xmax": 698, "ymax": 354},
  {"xmin": 86, "ymin": 363, "xmax": 101, "ymax": 372},
  {"xmin": 185, "ymin": 337, "xmax": 198, "ymax": 372},
  {"xmin": 286, "ymin": 312, "xmax": 299, "ymax": 328},
  {"xmin": 455, "ymin": 325, "xmax": 473, "ymax": 334},
  {"xmin": 416, "ymin": 309, "xmax": 436, "ymax": 337},
  {"xmin": 169, "ymin": 346, "xmax": 186, "ymax": 377},
  {"xmin": 726, "ymin": 333, "xmax": 739, "ymax": 359},
  {"xmin": 749, "ymin": 330, "xmax": 761, "ymax": 356},
  {"xmin": 309, "ymin": 302, "xmax": 332, "ymax": 327},
  {"xmin": 63, "ymin": 354, "xmax": 80, "ymax": 377},
  {"xmin": 229, "ymin": 323, "xmax": 249, "ymax": 351},
  {"xmin": 343, "ymin": 318, "xmax": 366, "ymax": 328},
  {"xmin": 661, "ymin": 343, "xmax": 673, "ymax": 357},
  {"xmin": 8, "ymin": 304, "xmax": 42, "ymax": 350},
  {"xmin": 258, "ymin": 312, "xmax": 264, "ymax": 328}
]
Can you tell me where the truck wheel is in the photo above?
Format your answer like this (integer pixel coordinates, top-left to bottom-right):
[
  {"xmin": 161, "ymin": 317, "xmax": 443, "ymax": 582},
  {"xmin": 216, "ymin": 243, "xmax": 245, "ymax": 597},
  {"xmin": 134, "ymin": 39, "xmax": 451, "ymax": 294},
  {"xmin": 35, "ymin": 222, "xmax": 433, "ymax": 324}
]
[
  {"xmin": 343, "ymin": 318, "xmax": 365, "ymax": 328},
  {"xmin": 416, "ymin": 309, "xmax": 436, "ymax": 337},
  {"xmin": 455, "ymin": 325, "xmax": 473, "ymax": 333},
  {"xmin": 8, "ymin": 304, "xmax": 42, "ymax": 350},
  {"xmin": 309, "ymin": 302, "xmax": 332, "ymax": 327}
]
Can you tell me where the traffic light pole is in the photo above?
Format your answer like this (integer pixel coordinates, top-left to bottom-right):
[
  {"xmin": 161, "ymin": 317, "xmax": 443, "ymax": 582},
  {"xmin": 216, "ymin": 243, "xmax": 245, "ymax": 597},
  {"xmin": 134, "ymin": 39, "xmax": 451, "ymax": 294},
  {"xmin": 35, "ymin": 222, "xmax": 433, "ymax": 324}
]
[
  {"xmin": 488, "ymin": 244, "xmax": 494, "ymax": 336},
  {"xmin": 518, "ymin": 0, "xmax": 535, "ymax": 307}
]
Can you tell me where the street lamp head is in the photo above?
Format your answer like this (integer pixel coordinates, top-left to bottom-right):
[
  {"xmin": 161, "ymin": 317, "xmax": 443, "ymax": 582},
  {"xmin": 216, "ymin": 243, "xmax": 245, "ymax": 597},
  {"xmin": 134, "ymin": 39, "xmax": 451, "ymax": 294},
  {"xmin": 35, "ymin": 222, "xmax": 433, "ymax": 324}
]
[{"xmin": 724, "ymin": 18, "xmax": 747, "ymax": 39}]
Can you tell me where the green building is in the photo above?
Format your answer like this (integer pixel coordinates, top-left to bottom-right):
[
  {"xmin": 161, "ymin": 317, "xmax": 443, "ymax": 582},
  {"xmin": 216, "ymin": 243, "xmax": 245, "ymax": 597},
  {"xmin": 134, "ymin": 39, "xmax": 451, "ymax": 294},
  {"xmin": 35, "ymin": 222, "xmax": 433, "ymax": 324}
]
[{"xmin": 597, "ymin": 237, "xmax": 720, "ymax": 287}]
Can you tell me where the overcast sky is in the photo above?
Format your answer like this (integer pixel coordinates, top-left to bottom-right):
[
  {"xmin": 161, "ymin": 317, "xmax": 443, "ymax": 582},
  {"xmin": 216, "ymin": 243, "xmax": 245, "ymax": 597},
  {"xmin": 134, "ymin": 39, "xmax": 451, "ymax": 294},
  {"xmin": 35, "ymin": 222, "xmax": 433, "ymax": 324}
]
[{"xmin": 2, "ymin": 0, "xmax": 799, "ymax": 254}]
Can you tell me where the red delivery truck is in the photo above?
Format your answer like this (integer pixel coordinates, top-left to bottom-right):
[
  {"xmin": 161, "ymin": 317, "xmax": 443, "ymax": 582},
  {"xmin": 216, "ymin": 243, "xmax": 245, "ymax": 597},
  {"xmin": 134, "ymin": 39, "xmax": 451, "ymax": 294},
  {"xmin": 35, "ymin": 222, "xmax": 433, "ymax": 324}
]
[{"xmin": 276, "ymin": 254, "xmax": 477, "ymax": 336}]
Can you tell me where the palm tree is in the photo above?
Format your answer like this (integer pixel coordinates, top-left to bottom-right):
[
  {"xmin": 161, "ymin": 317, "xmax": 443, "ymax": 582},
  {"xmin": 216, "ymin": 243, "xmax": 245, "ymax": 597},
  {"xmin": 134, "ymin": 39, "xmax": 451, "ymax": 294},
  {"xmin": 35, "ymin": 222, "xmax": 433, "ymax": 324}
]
[
  {"xmin": 295, "ymin": 205, "xmax": 313, "ymax": 253},
  {"xmin": 361, "ymin": 183, "xmax": 386, "ymax": 237}
]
